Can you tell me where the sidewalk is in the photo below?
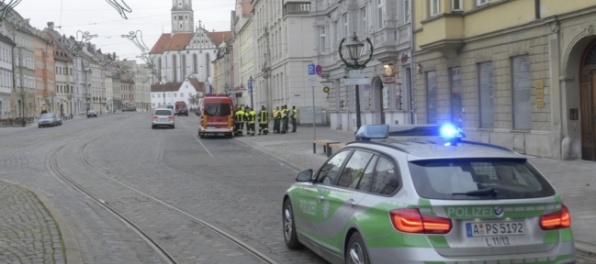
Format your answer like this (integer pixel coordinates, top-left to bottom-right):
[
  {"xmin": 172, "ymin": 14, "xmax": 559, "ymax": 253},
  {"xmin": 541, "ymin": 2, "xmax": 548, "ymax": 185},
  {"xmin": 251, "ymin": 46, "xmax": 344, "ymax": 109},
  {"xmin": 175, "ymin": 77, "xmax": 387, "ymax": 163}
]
[{"xmin": 235, "ymin": 124, "xmax": 596, "ymax": 254}]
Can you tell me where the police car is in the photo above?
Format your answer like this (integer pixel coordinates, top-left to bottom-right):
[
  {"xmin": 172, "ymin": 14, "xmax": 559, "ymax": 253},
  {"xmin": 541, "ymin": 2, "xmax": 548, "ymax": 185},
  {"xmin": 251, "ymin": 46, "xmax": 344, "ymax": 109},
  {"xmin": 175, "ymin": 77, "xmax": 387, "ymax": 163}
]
[{"xmin": 282, "ymin": 124, "xmax": 575, "ymax": 264}]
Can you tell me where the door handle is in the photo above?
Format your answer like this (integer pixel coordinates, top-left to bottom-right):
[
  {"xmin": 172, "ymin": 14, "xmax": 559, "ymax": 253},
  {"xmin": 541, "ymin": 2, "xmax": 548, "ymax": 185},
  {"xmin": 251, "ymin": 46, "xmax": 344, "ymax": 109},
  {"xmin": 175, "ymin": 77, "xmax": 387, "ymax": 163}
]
[{"xmin": 317, "ymin": 195, "xmax": 325, "ymax": 202}]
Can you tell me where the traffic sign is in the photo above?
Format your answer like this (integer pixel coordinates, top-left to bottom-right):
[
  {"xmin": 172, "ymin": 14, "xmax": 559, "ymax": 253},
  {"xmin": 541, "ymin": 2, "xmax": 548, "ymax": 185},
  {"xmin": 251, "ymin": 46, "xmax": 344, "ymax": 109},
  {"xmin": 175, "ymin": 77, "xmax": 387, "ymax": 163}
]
[
  {"xmin": 308, "ymin": 76, "xmax": 316, "ymax": 86},
  {"xmin": 348, "ymin": 70, "xmax": 364, "ymax": 79},
  {"xmin": 316, "ymin": 65, "xmax": 322, "ymax": 76},
  {"xmin": 323, "ymin": 86, "xmax": 330, "ymax": 93},
  {"xmin": 343, "ymin": 78, "xmax": 370, "ymax": 85},
  {"xmin": 308, "ymin": 63, "xmax": 316, "ymax": 76}
]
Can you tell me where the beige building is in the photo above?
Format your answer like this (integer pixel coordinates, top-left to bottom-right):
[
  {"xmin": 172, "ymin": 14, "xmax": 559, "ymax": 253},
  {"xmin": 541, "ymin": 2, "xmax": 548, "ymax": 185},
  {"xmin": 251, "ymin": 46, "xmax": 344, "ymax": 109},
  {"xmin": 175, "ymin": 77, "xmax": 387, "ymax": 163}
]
[{"xmin": 413, "ymin": 0, "xmax": 596, "ymax": 161}]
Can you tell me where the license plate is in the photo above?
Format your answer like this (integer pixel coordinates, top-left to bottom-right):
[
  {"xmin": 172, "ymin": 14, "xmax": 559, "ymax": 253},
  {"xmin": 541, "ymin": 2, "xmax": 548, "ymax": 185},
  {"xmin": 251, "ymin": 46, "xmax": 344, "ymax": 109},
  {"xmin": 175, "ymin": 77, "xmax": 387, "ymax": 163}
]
[
  {"xmin": 159, "ymin": 118, "xmax": 167, "ymax": 122},
  {"xmin": 466, "ymin": 222, "xmax": 524, "ymax": 237}
]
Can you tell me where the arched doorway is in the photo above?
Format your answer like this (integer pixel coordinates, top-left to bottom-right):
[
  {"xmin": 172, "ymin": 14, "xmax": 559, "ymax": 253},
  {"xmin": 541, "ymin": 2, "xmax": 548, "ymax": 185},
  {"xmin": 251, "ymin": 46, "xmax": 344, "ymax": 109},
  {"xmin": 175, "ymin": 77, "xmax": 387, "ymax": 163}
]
[{"xmin": 580, "ymin": 40, "xmax": 596, "ymax": 161}]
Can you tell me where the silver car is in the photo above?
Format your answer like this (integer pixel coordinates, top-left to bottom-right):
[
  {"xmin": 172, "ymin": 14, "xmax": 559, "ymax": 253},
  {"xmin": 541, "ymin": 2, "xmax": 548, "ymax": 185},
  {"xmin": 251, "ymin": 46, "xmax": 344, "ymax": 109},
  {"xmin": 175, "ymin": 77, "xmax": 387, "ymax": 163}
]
[
  {"xmin": 282, "ymin": 124, "xmax": 575, "ymax": 264},
  {"xmin": 38, "ymin": 113, "xmax": 59, "ymax": 128},
  {"xmin": 151, "ymin": 108, "xmax": 175, "ymax": 129}
]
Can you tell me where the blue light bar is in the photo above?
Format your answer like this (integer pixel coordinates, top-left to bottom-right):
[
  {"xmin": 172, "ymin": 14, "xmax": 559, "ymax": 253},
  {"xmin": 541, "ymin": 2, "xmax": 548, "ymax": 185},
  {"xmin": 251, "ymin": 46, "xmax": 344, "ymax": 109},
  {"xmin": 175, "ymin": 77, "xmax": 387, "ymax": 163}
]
[
  {"xmin": 355, "ymin": 124, "xmax": 390, "ymax": 141},
  {"xmin": 439, "ymin": 123, "xmax": 466, "ymax": 146}
]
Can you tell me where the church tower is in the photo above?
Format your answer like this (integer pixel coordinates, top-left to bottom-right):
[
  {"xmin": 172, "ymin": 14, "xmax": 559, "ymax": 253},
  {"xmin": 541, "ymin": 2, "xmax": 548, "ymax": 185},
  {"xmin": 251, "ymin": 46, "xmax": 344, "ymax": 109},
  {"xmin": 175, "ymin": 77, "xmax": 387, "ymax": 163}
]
[{"xmin": 171, "ymin": 0, "xmax": 194, "ymax": 33}]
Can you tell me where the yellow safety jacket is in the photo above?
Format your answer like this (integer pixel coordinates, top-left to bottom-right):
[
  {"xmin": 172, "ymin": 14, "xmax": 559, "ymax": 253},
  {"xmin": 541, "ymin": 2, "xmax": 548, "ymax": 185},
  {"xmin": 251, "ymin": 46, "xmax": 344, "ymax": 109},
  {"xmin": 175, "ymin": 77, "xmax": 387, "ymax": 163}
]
[
  {"xmin": 247, "ymin": 110, "xmax": 256, "ymax": 124},
  {"xmin": 235, "ymin": 110, "xmax": 245, "ymax": 122},
  {"xmin": 259, "ymin": 110, "xmax": 269, "ymax": 124},
  {"xmin": 273, "ymin": 110, "xmax": 281, "ymax": 120}
]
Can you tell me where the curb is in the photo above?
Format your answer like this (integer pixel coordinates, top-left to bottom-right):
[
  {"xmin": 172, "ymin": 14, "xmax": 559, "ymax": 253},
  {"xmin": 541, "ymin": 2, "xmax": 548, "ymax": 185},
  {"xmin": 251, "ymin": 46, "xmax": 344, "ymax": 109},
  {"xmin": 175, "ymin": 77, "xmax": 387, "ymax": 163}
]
[{"xmin": 3, "ymin": 180, "xmax": 83, "ymax": 264}]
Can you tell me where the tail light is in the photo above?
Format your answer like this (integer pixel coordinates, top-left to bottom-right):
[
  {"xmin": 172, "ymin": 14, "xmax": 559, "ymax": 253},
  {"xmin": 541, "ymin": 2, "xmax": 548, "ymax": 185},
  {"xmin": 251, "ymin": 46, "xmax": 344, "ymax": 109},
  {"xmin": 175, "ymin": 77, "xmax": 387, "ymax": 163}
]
[
  {"xmin": 540, "ymin": 204, "xmax": 571, "ymax": 230},
  {"xmin": 168, "ymin": 115, "xmax": 175, "ymax": 119},
  {"xmin": 390, "ymin": 208, "xmax": 452, "ymax": 234},
  {"xmin": 152, "ymin": 115, "xmax": 158, "ymax": 119}
]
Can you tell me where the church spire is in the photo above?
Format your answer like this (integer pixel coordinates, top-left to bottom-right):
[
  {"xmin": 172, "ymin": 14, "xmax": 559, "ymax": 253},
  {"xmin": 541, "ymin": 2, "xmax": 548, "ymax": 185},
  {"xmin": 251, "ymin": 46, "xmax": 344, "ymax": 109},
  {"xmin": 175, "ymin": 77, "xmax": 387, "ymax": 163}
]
[{"xmin": 171, "ymin": 0, "xmax": 194, "ymax": 33}]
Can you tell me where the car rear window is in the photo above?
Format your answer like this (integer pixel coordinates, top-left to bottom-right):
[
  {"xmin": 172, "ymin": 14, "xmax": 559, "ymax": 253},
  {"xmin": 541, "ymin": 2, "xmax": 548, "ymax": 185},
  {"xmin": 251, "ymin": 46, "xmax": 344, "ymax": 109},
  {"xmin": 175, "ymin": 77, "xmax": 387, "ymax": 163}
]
[
  {"xmin": 155, "ymin": 110, "xmax": 172, "ymax": 115},
  {"xmin": 204, "ymin": 103, "xmax": 231, "ymax": 116},
  {"xmin": 408, "ymin": 158, "xmax": 555, "ymax": 200},
  {"xmin": 41, "ymin": 114, "xmax": 53, "ymax": 118}
]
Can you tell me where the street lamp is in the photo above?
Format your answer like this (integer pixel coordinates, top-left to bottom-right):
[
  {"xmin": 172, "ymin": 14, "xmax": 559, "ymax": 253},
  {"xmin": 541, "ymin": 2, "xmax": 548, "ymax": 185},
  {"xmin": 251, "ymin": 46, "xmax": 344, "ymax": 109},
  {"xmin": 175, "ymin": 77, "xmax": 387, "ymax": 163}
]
[
  {"xmin": 339, "ymin": 32, "xmax": 373, "ymax": 130},
  {"xmin": 248, "ymin": 76, "xmax": 254, "ymax": 109}
]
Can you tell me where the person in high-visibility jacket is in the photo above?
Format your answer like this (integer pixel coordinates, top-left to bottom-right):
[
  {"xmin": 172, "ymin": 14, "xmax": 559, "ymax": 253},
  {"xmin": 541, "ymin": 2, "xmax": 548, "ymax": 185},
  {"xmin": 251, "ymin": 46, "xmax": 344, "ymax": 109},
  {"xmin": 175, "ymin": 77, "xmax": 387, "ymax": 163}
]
[
  {"xmin": 258, "ymin": 105, "xmax": 270, "ymax": 135},
  {"xmin": 290, "ymin": 106, "xmax": 298, "ymax": 132},
  {"xmin": 273, "ymin": 106, "xmax": 281, "ymax": 133},
  {"xmin": 247, "ymin": 107, "xmax": 256, "ymax": 136},
  {"xmin": 235, "ymin": 106, "xmax": 245, "ymax": 136},
  {"xmin": 281, "ymin": 105, "xmax": 289, "ymax": 134}
]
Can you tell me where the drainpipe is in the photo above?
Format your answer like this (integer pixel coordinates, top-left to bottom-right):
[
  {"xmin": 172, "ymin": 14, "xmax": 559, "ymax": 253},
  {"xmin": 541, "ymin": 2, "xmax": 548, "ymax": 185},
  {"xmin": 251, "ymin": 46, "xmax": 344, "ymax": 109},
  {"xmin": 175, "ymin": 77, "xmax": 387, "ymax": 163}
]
[{"xmin": 409, "ymin": 0, "xmax": 416, "ymax": 124}]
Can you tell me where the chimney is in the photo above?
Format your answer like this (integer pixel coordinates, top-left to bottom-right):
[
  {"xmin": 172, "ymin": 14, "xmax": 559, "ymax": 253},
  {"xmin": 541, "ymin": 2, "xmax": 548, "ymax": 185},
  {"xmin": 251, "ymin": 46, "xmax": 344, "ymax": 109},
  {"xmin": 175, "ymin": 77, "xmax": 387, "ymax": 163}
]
[{"xmin": 47, "ymin": 22, "xmax": 54, "ymax": 30}]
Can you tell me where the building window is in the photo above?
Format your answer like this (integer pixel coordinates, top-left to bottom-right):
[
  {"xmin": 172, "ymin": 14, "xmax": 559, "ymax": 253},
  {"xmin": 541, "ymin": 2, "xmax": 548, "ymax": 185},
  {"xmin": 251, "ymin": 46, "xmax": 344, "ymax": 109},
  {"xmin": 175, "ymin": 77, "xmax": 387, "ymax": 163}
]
[
  {"xmin": 404, "ymin": 0, "xmax": 411, "ymax": 22},
  {"xmin": 426, "ymin": 71, "xmax": 437, "ymax": 124},
  {"xmin": 429, "ymin": 0, "xmax": 441, "ymax": 16},
  {"xmin": 512, "ymin": 56, "xmax": 531, "ymax": 130},
  {"xmin": 450, "ymin": 67, "xmax": 463, "ymax": 126},
  {"xmin": 452, "ymin": 0, "xmax": 463, "ymax": 11},
  {"xmin": 476, "ymin": 0, "xmax": 489, "ymax": 6},
  {"xmin": 360, "ymin": 7, "xmax": 367, "ymax": 36},
  {"xmin": 319, "ymin": 26, "xmax": 326, "ymax": 52},
  {"xmin": 377, "ymin": 0, "xmax": 385, "ymax": 29},
  {"xmin": 342, "ymin": 13, "xmax": 348, "ymax": 39},
  {"xmin": 478, "ymin": 62, "xmax": 494, "ymax": 128}
]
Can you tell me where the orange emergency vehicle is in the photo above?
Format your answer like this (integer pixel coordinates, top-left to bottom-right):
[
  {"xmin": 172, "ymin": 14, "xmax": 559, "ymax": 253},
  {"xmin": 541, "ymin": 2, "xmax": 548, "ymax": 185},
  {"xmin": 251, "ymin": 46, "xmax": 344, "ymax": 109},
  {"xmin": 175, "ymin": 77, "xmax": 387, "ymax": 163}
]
[{"xmin": 198, "ymin": 94, "xmax": 235, "ymax": 138}]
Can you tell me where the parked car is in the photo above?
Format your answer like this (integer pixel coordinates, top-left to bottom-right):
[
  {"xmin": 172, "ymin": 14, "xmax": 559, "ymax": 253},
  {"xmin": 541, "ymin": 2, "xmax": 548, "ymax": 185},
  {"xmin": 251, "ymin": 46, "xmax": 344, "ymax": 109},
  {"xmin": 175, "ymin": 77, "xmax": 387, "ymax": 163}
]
[
  {"xmin": 56, "ymin": 114, "xmax": 63, "ymax": 126},
  {"xmin": 282, "ymin": 124, "xmax": 576, "ymax": 264},
  {"xmin": 151, "ymin": 108, "xmax": 175, "ymax": 129},
  {"xmin": 38, "ymin": 113, "xmax": 59, "ymax": 128},
  {"xmin": 87, "ymin": 109, "xmax": 98, "ymax": 118}
]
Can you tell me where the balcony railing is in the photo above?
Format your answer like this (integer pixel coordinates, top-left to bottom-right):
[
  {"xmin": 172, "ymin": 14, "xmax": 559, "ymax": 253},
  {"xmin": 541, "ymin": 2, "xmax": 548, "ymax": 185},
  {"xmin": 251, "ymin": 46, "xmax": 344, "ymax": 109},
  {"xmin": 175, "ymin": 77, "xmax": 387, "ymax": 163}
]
[{"xmin": 284, "ymin": 2, "xmax": 311, "ymax": 16}]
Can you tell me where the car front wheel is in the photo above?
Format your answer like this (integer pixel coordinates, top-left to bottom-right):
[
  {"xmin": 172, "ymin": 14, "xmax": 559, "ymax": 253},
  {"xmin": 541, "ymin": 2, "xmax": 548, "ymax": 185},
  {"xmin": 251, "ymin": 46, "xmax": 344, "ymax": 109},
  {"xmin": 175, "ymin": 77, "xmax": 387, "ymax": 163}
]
[
  {"xmin": 346, "ymin": 232, "xmax": 370, "ymax": 264},
  {"xmin": 283, "ymin": 199, "xmax": 303, "ymax": 249}
]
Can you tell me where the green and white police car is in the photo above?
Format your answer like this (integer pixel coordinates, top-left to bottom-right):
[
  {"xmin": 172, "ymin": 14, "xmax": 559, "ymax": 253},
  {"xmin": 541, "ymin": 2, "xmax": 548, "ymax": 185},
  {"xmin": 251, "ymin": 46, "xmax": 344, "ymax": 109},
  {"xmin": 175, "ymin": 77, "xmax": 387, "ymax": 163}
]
[{"xmin": 282, "ymin": 124, "xmax": 575, "ymax": 264}]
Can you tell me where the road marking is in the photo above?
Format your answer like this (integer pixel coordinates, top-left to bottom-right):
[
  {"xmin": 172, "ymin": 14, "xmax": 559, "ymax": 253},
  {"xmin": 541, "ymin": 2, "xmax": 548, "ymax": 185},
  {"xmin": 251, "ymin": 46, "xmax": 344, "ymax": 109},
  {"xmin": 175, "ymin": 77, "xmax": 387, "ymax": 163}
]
[{"xmin": 194, "ymin": 135, "xmax": 214, "ymax": 157}]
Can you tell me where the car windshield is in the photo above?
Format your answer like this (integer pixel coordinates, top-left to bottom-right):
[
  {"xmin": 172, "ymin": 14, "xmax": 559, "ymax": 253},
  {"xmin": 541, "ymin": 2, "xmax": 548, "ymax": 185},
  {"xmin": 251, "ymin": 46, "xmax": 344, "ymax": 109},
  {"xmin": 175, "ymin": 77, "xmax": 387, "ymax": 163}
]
[
  {"xmin": 203, "ymin": 104, "xmax": 231, "ymax": 116},
  {"xmin": 408, "ymin": 158, "xmax": 555, "ymax": 200},
  {"xmin": 154, "ymin": 110, "xmax": 172, "ymax": 116},
  {"xmin": 40, "ymin": 114, "xmax": 53, "ymax": 118}
]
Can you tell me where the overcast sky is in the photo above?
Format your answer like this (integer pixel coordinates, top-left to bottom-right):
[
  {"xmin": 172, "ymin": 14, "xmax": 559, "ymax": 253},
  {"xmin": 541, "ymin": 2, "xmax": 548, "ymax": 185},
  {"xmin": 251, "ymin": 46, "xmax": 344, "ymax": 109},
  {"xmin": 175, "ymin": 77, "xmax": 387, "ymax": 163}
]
[{"xmin": 15, "ymin": 0, "xmax": 236, "ymax": 61}]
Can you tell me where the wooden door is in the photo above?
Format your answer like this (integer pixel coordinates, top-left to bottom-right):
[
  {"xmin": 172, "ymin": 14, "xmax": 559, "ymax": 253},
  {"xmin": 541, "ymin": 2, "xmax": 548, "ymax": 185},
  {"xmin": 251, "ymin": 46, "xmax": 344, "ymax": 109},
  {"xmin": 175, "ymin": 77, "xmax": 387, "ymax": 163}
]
[{"xmin": 580, "ymin": 73, "xmax": 596, "ymax": 161}]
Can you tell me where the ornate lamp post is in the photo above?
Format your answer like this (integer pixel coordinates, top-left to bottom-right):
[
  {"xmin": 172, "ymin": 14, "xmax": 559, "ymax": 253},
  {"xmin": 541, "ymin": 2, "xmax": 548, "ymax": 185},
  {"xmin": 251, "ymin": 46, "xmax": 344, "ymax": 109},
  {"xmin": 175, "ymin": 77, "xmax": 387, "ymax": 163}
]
[
  {"xmin": 339, "ymin": 32, "xmax": 373, "ymax": 129},
  {"xmin": 248, "ymin": 76, "xmax": 254, "ymax": 109}
]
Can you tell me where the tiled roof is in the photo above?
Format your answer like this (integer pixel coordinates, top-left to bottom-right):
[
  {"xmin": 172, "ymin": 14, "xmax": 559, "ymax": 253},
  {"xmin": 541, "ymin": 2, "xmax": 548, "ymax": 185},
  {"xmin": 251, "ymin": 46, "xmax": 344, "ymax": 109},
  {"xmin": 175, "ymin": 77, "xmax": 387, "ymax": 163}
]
[
  {"xmin": 149, "ymin": 33, "xmax": 194, "ymax": 54},
  {"xmin": 150, "ymin": 77, "xmax": 206, "ymax": 93},
  {"xmin": 188, "ymin": 77, "xmax": 206, "ymax": 93},
  {"xmin": 151, "ymin": 82, "xmax": 183, "ymax": 92},
  {"xmin": 208, "ymin": 31, "xmax": 232, "ymax": 47}
]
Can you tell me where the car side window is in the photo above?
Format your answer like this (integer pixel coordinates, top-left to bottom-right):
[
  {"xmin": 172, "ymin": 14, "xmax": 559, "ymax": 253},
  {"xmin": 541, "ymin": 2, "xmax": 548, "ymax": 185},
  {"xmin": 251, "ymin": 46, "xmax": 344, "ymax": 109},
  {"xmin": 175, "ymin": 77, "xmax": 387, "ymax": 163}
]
[
  {"xmin": 316, "ymin": 150, "xmax": 351, "ymax": 186},
  {"xmin": 371, "ymin": 157, "xmax": 400, "ymax": 195},
  {"xmin": 336, "ymin": 150, "xmax": 374, "ymax": 188},
  {"xmin": 353, "ymin": 156, "xmax": 377, "ymax": 192}
]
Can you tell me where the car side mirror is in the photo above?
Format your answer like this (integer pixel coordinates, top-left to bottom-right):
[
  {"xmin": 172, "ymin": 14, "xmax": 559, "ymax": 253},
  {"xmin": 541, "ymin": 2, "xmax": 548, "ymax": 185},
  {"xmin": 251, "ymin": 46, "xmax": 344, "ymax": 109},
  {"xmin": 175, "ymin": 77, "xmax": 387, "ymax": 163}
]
[{"xmin": 295, "ymin": 169, "xmax": 313, "ymax": 182}]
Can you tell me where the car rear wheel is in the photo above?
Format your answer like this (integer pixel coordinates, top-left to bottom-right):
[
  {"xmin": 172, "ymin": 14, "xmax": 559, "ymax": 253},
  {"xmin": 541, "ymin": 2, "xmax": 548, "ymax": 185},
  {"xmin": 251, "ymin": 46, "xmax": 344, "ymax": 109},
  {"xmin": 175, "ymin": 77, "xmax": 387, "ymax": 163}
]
[
  {"xmin": 283, "ymin": 199, "xmax": 303, "ymax": 249},
  {"xmin": 346, "ymin": 232, "xmax": 370, "ymax": 264}
]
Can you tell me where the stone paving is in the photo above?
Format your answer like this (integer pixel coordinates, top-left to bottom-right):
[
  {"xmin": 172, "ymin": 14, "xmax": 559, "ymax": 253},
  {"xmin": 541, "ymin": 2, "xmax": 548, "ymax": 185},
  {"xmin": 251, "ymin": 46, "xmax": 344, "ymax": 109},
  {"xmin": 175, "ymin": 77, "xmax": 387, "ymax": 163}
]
[
  {"xmin": 0, "ymin": 120, "xmax": 594, "ymax": 263},
  {"xmin": 0, "ymin": 180, "xmax": 63, "ymax": 263}
]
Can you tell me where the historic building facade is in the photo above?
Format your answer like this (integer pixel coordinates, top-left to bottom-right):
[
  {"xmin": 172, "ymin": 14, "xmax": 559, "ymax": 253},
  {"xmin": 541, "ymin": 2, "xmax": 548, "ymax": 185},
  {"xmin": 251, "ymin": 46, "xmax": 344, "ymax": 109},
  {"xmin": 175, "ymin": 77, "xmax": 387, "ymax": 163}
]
[
  {"xmin": 312, "ymin": 0, "xmax": 413, "ymax": 130},
  {"xmin": 413, "ymin": 0, "xmax": 596, "ymax": 161},
  {"xmin": 149, "ymin": 0, "xmax": 230, "ymax": 95}
]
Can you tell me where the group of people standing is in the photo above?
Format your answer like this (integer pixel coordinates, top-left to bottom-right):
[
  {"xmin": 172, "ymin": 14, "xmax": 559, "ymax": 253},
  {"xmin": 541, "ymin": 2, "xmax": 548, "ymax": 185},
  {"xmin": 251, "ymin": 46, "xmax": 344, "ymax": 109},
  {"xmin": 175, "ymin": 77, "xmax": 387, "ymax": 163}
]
[{"xmin": 234, "ymin": 105, "xmax": 297, "ymax": 136}]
